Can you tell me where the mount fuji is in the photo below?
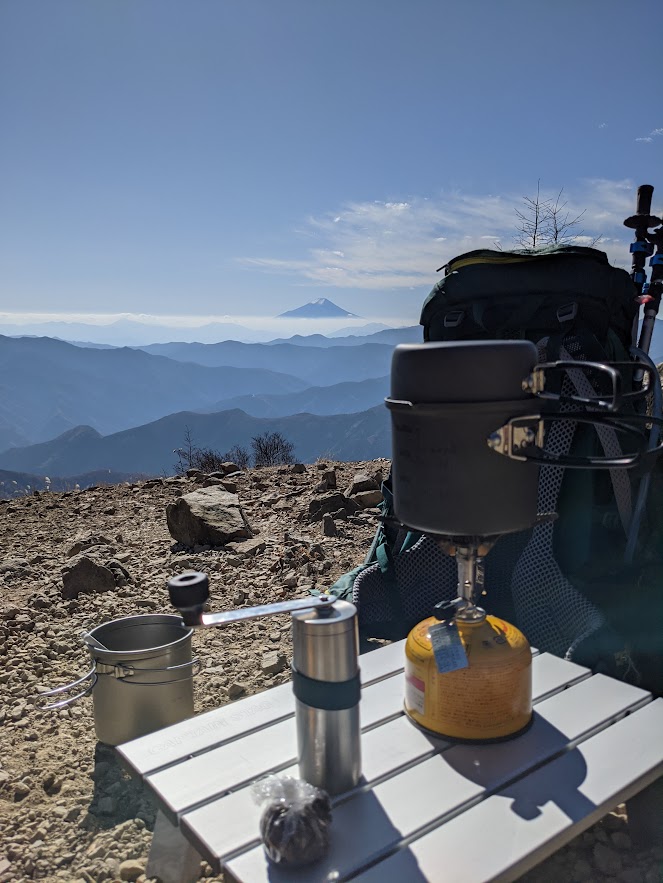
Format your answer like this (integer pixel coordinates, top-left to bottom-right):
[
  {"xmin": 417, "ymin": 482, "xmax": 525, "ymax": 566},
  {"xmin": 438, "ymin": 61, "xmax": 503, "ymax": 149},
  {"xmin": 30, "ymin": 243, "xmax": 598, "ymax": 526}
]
[{"xmin": 276, "ymin": 298, "xmax": 360, "ymax": 319}]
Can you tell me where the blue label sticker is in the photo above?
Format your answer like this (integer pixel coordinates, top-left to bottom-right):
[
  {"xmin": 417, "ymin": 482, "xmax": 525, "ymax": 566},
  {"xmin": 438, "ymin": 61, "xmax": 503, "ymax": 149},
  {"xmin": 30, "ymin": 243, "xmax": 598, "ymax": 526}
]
[{"xmin": 429, "ymin": 621, "xmax": 469, "ymax": 674}]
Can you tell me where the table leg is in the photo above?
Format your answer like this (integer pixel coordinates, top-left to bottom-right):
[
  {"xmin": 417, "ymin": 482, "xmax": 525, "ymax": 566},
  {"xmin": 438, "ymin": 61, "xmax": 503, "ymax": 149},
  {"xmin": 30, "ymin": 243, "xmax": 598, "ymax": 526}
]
[
  {"xmin": 146, "ymin": 809, "xmax": 203, "ymax": 883},
  {"xmin": 626, "ymin": 776, "xmax": 663, "ymax": 850}
]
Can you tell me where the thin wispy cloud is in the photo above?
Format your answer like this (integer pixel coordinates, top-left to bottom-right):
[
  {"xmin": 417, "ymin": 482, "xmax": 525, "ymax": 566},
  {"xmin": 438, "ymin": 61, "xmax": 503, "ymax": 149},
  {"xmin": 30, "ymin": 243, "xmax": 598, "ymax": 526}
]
[
  {"xmin": 635, "ymin": 126, "xmax": 663, "ymax": 143},
  {"xmin": 240, "ymin": 180, "xmax": 637, "ymax": 291}
]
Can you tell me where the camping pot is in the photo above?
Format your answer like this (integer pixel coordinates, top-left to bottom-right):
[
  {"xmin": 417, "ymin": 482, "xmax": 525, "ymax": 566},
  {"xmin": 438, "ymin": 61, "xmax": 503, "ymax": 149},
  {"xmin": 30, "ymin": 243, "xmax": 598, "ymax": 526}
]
[
  {"xmin": 386, "ymin": 340, "xmax": 541, "ymax": 537},
  {"xmin": 42, "ymin": 614, "xmax": 198, "ymax": 745}
]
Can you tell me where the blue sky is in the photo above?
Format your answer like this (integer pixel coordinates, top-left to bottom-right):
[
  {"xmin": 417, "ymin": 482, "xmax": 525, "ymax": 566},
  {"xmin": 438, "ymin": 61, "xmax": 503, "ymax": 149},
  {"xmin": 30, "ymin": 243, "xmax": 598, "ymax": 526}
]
[{"xmin": 1, "ymin": 0, "xmax": 662, "ymax": 330}]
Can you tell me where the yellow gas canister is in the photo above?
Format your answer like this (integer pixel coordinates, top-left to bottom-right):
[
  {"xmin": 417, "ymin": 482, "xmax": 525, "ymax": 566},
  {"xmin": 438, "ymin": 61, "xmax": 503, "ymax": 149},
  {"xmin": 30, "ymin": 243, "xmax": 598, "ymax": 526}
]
[{"xmin": 404, "ymin": 614, "xmax": 532, "ymax": 741}]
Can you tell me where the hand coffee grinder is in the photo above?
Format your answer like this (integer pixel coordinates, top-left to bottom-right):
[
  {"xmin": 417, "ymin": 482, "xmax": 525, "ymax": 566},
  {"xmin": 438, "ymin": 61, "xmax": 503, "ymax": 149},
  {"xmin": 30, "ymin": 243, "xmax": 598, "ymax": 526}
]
[
  {"xmin": 167, "ymin": 573, "xmax": 361, "ymax": 795},
  {"xmin": 387, "ymin": 340, "xmax": 544, "ymax": 742}
]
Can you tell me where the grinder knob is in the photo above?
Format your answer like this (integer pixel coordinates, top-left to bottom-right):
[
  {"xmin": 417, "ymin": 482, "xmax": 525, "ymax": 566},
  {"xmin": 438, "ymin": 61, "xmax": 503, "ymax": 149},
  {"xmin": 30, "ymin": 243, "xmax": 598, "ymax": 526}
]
[{"xmin": 168, "ymin": 571, "xmax": 209, "ymax": 623}]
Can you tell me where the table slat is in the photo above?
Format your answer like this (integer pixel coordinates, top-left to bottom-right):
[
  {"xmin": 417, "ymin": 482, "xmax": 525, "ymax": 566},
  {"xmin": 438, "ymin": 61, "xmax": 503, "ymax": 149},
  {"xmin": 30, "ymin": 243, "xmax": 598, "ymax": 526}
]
[
  {"xmin": 351, "ymin": 698, "xmax": 663, "ymax": 883},
  {"xmin": 118, "ymin": 640, "xmax": 407, "ymax": 777},
  {"xmin": 221, "ymin": 674, "xmax": 650, "ymax": 882},
  {"xmin": 529, "ymin": 652, "xmax": 589, "ymax": 699}
]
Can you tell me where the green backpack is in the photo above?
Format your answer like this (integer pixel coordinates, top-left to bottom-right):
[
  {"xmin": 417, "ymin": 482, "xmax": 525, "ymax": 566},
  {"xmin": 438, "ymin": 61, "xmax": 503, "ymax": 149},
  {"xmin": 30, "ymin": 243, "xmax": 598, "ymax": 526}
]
[{"xmin": 328, "ymin": 246, "xmax": 663, "ymax": 693}]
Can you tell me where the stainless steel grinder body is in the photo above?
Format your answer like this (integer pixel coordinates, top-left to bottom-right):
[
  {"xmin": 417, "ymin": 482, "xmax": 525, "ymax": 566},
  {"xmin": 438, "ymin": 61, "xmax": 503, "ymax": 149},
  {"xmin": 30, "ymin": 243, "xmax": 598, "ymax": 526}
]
[{"xmin": 291, "ymin": 599, "xmax": 361, "ymax": 795}]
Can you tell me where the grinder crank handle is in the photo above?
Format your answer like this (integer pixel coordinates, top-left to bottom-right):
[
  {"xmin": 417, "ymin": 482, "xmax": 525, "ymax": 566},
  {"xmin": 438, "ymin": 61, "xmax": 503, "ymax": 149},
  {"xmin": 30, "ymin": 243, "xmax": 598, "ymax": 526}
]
[{"xmin": 168, "ymin": 571, "xmax": 336, "ymax": 627}]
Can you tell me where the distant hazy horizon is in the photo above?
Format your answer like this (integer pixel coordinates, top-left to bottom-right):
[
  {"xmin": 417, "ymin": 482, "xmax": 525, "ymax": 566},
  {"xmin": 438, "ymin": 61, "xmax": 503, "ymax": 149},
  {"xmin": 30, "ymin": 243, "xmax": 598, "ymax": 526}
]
[{"xmin": 0, "ymin": 308, "xmax": 417, "ymax": 346}]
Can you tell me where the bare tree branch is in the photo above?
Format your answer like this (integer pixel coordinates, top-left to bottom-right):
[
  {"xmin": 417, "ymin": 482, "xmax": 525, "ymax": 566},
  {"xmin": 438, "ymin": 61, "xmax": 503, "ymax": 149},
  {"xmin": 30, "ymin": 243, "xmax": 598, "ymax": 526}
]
[
  {"xmin": 514, "ymin": 182, "xmax": 602, "ymax": 248},
  {"xmin": 514, "ymin": 180, "xmax": 552, "ymax": 248},
  {"xmin": 251, "ymin": 431, "xmax": 295, "ymax": 467}
]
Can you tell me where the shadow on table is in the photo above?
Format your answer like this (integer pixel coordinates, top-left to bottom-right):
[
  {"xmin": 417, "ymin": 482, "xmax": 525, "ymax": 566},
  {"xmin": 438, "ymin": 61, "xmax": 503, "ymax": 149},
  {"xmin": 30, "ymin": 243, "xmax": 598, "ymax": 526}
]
[
  {"xmin": 443, "ymin": 712, "xmax": 596, "ymax": 822},
  {"xmin": 259, "ymin": 782, "xmax": 429, "ymax": 883},
  {"xmin": 86, "ymin": 742, "xmax": 157, "ymax": 830}
]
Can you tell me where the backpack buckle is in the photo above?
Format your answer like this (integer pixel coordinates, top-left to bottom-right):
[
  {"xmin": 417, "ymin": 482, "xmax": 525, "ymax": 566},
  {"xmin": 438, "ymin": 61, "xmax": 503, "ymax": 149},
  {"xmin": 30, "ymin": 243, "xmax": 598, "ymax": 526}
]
[
  {"xmin": 443, "ymin": 310, "xmax": 465, "ymax": 328},
  {"xmin": 557, "ymin": 302, "xmax": 578, "ymax": 326}
]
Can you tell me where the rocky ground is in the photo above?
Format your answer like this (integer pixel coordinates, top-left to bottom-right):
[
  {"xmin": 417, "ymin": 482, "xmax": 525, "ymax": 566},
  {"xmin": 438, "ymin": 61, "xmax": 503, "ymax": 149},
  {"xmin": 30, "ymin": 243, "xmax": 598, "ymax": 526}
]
[{"xmin": 0, "ymin": 459, "xmax": 661, "ymax": 883}]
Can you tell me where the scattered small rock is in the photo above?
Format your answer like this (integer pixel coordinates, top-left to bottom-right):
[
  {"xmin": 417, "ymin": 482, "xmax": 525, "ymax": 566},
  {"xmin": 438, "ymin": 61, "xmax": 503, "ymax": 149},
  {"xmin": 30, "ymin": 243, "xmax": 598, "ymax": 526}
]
[
  {"xmin": 66, "ymin": 533, "xmax": 114, "ymax": 558},
  {"xmin": 261, "ymin": 652, "xmax": 287, "ymax": 675},
  {"xmin": 13, "ymin": 781, "xmax": 30, "ymax": 801},
  {"xmin": 572, "ymin": 858, "xmax": 593, "ymax": 880},
  {"xmin": 593, "ymin": 842, "xmax": 623, "ymax": 876},
  {"xmin": 308, "ymin": 493, "xmax": 359, "ymax": 522},
  {"xmin": 118, "ymin": 858, "xmax": 145, "ymax": 881},
  {"xmin": 345, "ymin": 473, "xmax": 379, "ymax": 496},
  {"xmin": 611, "ymin": 831, "xmax": 632, "ymax": 850},
  {"xmin": 353, "ymin": 489, "xmax": 383, "ymax": 509},
  {"xmin": 323, "ymin": 514, "xmax": 338, "ymax": 536},
  {"xmin": 226, "ymin": 537, "xmax": 266, "ymax": 558}
]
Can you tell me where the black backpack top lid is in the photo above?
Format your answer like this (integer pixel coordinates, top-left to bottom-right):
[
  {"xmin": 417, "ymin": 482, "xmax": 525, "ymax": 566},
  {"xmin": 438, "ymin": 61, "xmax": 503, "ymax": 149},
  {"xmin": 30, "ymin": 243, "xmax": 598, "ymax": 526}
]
[{"xmin": 421, "ymin": 245, "xmax": 638, "ymax": 349}]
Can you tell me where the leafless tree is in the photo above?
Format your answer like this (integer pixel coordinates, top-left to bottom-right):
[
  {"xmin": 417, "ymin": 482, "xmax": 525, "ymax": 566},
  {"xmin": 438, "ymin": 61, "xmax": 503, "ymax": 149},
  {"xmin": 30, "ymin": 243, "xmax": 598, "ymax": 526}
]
[
  {"xmin": 174, "ymin": 426, "xmax": 230, "ymax": 474},
  {"xmin": 515, "ymin": 182, "xmax": 601, "ymax": 248},
  {"xmin": 173, "ymin": 425, "xmax": 198, "ymax": 474},
  {"xmin": 223, "ymin": 444, "xmax": 250, "ymax": 470},
  {"xmin": 251, "ymin": 431, "xmax": 295, "ymax": 467},
  {"xmin": 545, "ymin": 188, "xmax": 601, "ymax": 245},
  {"xmin": 514, "ymin": 180, "xmax": 551, "ymax": 249},
  {"xmin": 194, "ymin": 448, "xmax": 229, "ymax": 473}
]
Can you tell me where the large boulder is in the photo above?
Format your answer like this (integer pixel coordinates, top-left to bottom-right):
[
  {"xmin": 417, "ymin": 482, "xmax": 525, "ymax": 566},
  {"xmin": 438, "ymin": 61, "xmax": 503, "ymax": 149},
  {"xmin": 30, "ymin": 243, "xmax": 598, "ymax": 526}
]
[
  {"xmin": 61, "ymin": 555, "xmax": 117, "ymax": 599},
  {"xmin": 166, "ymin": 487, "xmax": 252, "ymax": 547}
]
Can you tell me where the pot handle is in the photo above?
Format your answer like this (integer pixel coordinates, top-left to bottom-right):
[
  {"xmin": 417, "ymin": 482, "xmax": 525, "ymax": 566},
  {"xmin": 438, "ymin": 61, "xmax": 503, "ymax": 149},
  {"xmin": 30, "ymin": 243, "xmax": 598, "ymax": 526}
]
[
  {"xmin": 40, "ymin": 665, "xmax": 97, "ymax": 710},
  {"xmin": 98, "ymin": 657, "xmax": 202, "ymax": 685}
]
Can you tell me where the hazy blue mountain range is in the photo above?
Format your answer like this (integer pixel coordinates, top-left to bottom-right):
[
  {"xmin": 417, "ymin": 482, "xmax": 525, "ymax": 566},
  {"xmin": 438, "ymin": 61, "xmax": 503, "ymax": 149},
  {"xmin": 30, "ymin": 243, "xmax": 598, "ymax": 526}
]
[
  {"xmin": 277, "ymin": 298, "xmax": 360, "ymax": 319},
  {"xmin": 0, "ymin": 407, "xmax": 391, "ymax": 476},
  {"xmin": 204, "ymin": 376, "xmax": 390, "ymax": 418},
  {"xmin": 328, "ymin": 322, "xmax": 393, "ymax": 336},
  {"xmin": 0, "ymin": 335, "xmax": 308, "ymax": 448},
  {"xmin": 135, "ymin": 340, "xmax": 395, "ymax": 384},
  {"xmin": 265, "ymin": 326, "xmax": 421, "ymax": 347},
  {"xmin": 0, "ymin": 318, "xmax": 272, "ymax": 345}
]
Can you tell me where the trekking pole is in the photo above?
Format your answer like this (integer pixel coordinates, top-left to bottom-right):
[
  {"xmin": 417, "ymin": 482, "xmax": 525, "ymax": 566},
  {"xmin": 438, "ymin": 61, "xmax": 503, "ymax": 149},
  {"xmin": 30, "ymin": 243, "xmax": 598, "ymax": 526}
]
[
  {"xmin": 623, "ymin": 189, "xmax": 663, "ymax": 564},
  {"xmin": 623, "ymin": 344, "xmax": 662, "ymax": 565},
  {"xmin": 624, "ymin": 184, "xmax": 658, "ymax": 293},
  {"xmin": 638, "ymin": 217, "xmax": 663, "ymax": 356},
  {"xmin": 623, "ymin": 185, "xmax": 660, "ymax": 377}
]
